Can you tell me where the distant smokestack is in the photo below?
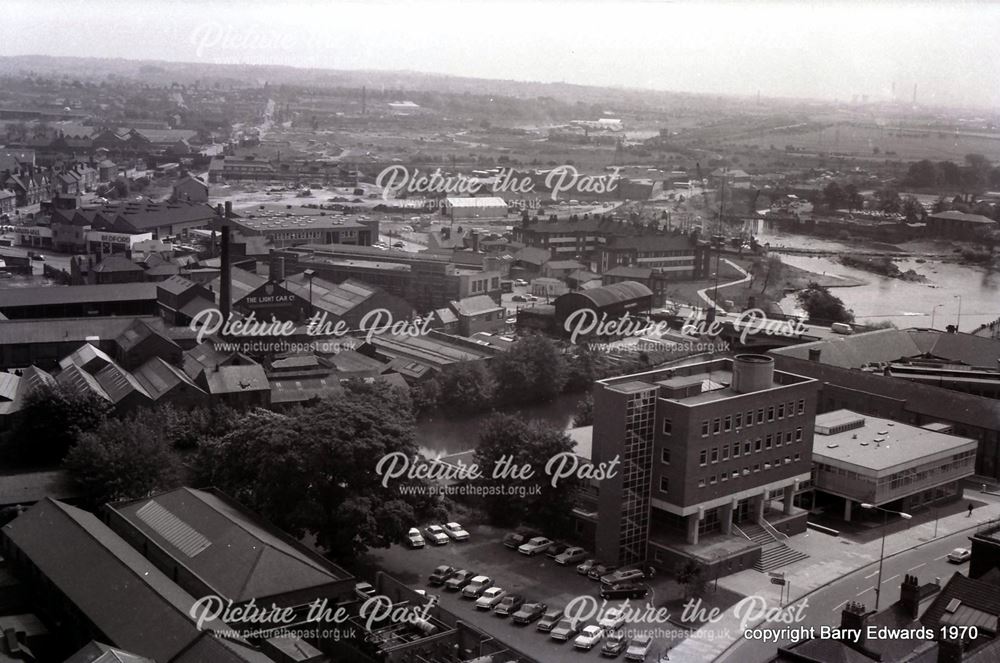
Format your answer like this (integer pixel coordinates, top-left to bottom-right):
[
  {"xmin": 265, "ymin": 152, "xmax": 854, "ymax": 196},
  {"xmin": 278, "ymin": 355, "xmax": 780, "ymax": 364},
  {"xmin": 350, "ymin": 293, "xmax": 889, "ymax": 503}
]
[
  {"xmin": 269, "ymin": 252, "xmax": 285, "ymax": 282},
  {"xmin": 362, "ymin": 86, "xmax": 367, "ymax": 115},
  {"xmin": 220, "ymin": 205, "xmax": 232, "ymax": 322}
]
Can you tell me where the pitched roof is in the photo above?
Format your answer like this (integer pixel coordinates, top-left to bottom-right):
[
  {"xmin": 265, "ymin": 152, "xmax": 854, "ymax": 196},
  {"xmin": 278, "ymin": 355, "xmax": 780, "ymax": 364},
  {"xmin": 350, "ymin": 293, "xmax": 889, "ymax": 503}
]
[
  {"xmin": 56, "ymin": 363, "xmax": 111, "ymax": 401},
  {"xmin": 514, "ymin": 246, "xmax": 551, "ymax": 266},
  {"xmin": 93, "ymin": 361, "xmax": 152, "ymax": 405},
  {"xmin": 0, "ymin": 470, "xmax": 80, "ymax": 507},
  {"xmin": 569, "ymin": 280, "xmax": 653, "ymax": 307},
  {"xmin": 157, "ymin": 274, "xmax": 200, "ymax": 297},
  {"xmin": 63, "ymin": 641, "xmax": 155, "ymax": 663},
  {"xmin": 203, "ymin": 364, "xmax": 269, "ymax": 395},
  {"xmin": 115, "ymin": 318, "xmax": 180, "ymax": 354},
  {"xmin": 450, "ymin": 295, "xmax": 502, "ymax": 317},
  {"xmin": 0, "ymin": 317, "xmax": 163, "ymax": 345},
  {"xmin": 111, "ymin": 488, "xmax": 350, "ymax": 602},
  {"xmin": 771, "ymin": 329, "xmax": 1000, "ymax": 369},
  {"xmin": 0, "ymin": 283, "xmax": 156, "ymax": 309},
  {"xmin": 929, "ymin": 211, "xmax": 995, "ymax": 225},
  {"xmin": 132, "ymin": 357, "xmax": 205, "ymax": 401},
  {"xmin": 922, "ymin": 571, "xmax": 1000, "ymax": 631},
  {"xmin": 93, "ymin": 256, "xmax": 144, "ymax": 273}
]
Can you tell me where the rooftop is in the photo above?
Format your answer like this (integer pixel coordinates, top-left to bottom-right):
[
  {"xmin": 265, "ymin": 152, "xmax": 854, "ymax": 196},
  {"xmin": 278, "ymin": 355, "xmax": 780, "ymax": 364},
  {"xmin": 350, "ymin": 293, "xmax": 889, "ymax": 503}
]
[{"xmin": 0, "ymin": 283, "xmax": 156, "ymax": 309}]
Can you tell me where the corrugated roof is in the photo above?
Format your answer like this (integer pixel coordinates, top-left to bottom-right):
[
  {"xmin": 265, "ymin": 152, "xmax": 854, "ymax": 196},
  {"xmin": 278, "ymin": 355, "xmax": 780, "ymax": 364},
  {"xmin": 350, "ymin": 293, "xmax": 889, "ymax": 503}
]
[
  {"xmin": 568, "ymin": 280, "xmax": 653, "ymax": 308},
  {"xmin": 204, "ymin": 364, "xmax": 269, "ymax": 395},
  {"xmin": 450, "ymin": 295, "xmax": 502, "ymax": 317},
  {"xmin": 0, "ymin": 283, "xmax": 156, "ymax": 309},
  {"xmin": 132, "ymin": 357, "xmax": 204, "ymax": 401}
]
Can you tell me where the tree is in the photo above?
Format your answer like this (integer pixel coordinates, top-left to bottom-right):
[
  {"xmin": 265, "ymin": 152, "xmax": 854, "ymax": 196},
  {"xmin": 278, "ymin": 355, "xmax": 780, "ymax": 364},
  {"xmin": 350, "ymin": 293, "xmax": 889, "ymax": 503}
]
[
  {"xmin": 901, "ymin": 196, "xmax": 925, "ymax": 221},
  {"xmin": 437, "ymin": 362, "xmax": 495, "ymax": 414},
  {"xmin": 572, "ymin": 394, "xmax": 594, "ymax": 427},
  {"xmin": 474, "ymin": 414, "xmax": 579, "ymax": 535},
  {"xmin": 64, "ymin": 417, "xmax": 181, "ymax": 505},
  {"xmin": 751, "ymin": 255, "xmax": 784, "ymax": 294},
  {"xmin": 904, "ymin": 160, "xmax": 940, "ymax": 188},
  {"xmin": 11, "ymin": 383, "xmax": 113, "ymax": 465},
  {"xmin": 796, "ymin": 282, "xmax": 854, "ymax": 323},
  {"xmin": 675, "ymin": 559, "xmax": 707, "ymax": 600},
  {"xmin": 195, "ymin": 382, "xmax": 442, "ymax": 558},
  {"xmin": 843, "ymin": 183, "xmax": 863, "ymax": 211},
  {"xmin": 822, "ymin": 182, "xmax": 845, "ymax": 210},
  {"xmin": 492, "ymin": 335, "xmax": 567, "ymax": 406}
]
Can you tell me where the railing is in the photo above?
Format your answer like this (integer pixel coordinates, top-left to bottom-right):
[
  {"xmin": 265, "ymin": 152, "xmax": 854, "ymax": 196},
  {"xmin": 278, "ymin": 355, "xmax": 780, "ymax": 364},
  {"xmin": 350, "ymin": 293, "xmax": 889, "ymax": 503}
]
[
  {"xmin": 732, "ymin": 523, "xmax": 752, "ymax": 541},
  {"xmin": 760, "ymin": 517, "xmax": 788, "ymax": 541}
]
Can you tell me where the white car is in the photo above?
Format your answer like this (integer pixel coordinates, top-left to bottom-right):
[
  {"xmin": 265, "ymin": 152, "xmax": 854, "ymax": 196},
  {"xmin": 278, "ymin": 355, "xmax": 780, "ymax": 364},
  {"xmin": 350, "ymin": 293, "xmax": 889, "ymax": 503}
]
[
  {"xmin": 475, "ymin": 587, "xmax": 507, "ymax": 610},
  {"xmin": 948, "ymin": 547, "xmax": 971, "ymax": 563},
  {"xmin": 444, "ymin": 522, "xmax": 470, "ymax": 541},
  {"xmin": 407, "ymin": 528, "xmax": 425, "ymax": 548},
  {"xmin": 574, "ymin": 625, "xmax": 604, "ymax": 650},
  {"xmin": 423, "ymin": 525, "xmax": 449, "ymax": 545},
  {"xmin": 518, "ymin": 536, "xmax": 553, "ymax": 556},
  {"xmin": 598, "ymin": 608, "xmax": 626, "ymax": 631}
]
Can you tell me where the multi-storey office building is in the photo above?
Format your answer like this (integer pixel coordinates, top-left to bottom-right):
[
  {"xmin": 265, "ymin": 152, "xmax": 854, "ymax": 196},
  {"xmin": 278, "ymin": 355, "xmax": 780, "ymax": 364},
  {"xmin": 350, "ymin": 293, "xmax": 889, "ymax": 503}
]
[{"xmin": 592, "ymin": 355, "xmax": 818, "ymax": 569}]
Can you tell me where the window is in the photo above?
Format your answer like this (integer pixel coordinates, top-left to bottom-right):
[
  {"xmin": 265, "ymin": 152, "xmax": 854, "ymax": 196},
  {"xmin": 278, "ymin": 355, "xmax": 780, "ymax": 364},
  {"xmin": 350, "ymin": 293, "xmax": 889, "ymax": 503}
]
[
  {"xmin": 775, "ymin": 434, "xmax": 782, "ymax": 448},
  {"xmin": 744, "ymin": 441, "xmax": 751, "ymax": 455},
  {"xmin": 743, "ymin": 467, "xmax": 751, "ymax": 476},
  {"xmin": 788, "ymin": 401, "xmax": 795, "ymax": 417},
  {"xmin": 778, "ymin": 404, "xmax": 785, "ymax": 419},
  {"xmin": 757, "ymin": 409, "xmax": 764, "ymax": 424},
  {"xmin": 662, "ymin": 418, "xmax": 672, "ymax": 435},
  {"xmin": 660, "ymin": 476, "xmax": 669, "ymax": 493},
  {"xmin": 732, "ymin": 470, "xmax": 740, "ymax": 479},
  {"xmin": 710, "ymin": 475, "xmax": 717, "ymax": 485},
  {"xmin": 754, "ymin": 438, "xmax": 762, "ymax": 452},
  {"xmin": 698, "ymin": 479, "xmax": 706, "ymax": 488},
  {"xmin": 735, "ymin": 413, "xmax": 743, "ymax": 428},
  {"xmin": 765, "ymin": 434, "xmax": 773, "ymax": 450},
  {"xmin": 794, "ymin": 453, "xmax": 801, "ymax": 462},
  {"xmin": 786, "ymin": 431, "xmax": 793, "ymax": 444},
  {"xmin": 699, "ymin": 450, "xmax": 707, "ymax": 466},
  {"xmin": 753, "ymin": 463, "xmax": 760, "ymax": 473},
  {"xmin": 798, "ymin": 399, "xmax": 805, "ymax": 415},
  {"xmin": 701, "ymin": 420, "xmax": 709, "ymax": 437},
  {"xmin": 661, "ymin": 448, "xmax": 671, "ymax": 464},
  {"xmin": 711, "ymin": 448, "xmax": 719, "ymax": 463},
  {"xmin": 746, "ymin": 410, "xmax": 754, "ymax": 427},
  {"xmin": 722, "ymin": 444, "xmax": 730, "ymax": 460},
  {"xmin": 785, "ymin": 456, "xmax": 792, "ymax": 465},
  {"xmin": 724, "ymin": 415, "xmax": 733, "ymax": 432},
  {"xmin": 795, "ymin": 427, "xmax": 803, "ymax": 441},
  {"xmin": 767, "ymin": 406, "xmax": 775, "ymax": 422},
  {"xmin": 733, "ymin": 443, "xmax": 740, "ymax": 458},
  {"xmin": 713, "ymin": 418, "xmax": 721, "ymax": 434},
  {"xmin": 764, "ymin": 462, "xmax": 771, "ymax": 470}
]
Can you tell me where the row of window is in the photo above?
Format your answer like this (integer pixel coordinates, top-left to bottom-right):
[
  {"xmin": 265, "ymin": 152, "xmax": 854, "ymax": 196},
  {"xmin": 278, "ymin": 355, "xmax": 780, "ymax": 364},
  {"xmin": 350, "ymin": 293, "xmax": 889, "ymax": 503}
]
[
  {"xmin": 680, "ymin": 428, "xmax": 804, "ymax": 467},
  {"xmin": 659, "ymin": 454, "xmax": 802, "ymax": 494},
  {"xmin": 665, "ymin": 399, "xmax": 806, "ymax": 438}
]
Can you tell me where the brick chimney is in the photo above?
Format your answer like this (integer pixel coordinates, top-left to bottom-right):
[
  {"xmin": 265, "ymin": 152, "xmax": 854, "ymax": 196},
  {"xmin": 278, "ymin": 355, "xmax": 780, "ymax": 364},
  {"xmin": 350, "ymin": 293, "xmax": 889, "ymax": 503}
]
[
  {"xmin": 269, "ymin": 252, "xmax": 285, "ymax": 282},
  {"xmin": 900, "ymin": 574, "xmax": 921, "ymax": 619},
  {"xmin": 808, "ymin": 348, "xmax": 822, "ymax": 362},
  {"xmin": 840, "ymin": 601, "xmax": 868, "ymax": 647},
  {"xmin": 938, "ymin": 636, "xmax": 963, "ymax": 663}
]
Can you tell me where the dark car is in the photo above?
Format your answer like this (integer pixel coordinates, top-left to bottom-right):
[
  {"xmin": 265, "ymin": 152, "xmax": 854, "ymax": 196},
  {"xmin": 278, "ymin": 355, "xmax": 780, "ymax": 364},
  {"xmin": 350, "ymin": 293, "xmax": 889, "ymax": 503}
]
[
  {"xmin": 444, "ymin": 569, "xmax": 475, "ymax": 591},
  {"xmin": 512, "ymin": 601, "xmax": 548, "ymax": 625},
  {"xmin": 493, "ymin": 594, "xmax": 525, "ymax": 617},
  {"xmin": 502, "ymin": 529, "xmax": 539, "ymax": 550},
  {"xmin": 600, "ymin": 582, "xmax": 650, "ymax": 600},
  {"xmin": 429, "ymin": 565, "xmax": 457, "ymax": 586},
  {"xmin": 601, "ymin": 630, "xmax": 627, "ymax": 657},
  {"xmin": 536, "ymin": 607, "xmax": 564, "ymax": 632},
  {"xmin": 545, "ymin": 541, "xmax": 570, "ymax": 559},
  {"xmin": 588, "ymin": 564, "xmax": 618, "ymax": 581}
]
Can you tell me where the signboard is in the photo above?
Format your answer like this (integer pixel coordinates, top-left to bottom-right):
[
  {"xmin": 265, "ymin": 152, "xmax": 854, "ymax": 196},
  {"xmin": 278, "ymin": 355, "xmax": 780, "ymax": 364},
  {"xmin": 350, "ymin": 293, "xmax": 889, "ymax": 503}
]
[
  {"xmin": 17, "ymin": 226, "xmax": 51, "ymax": 237},
  {"xmin": 768, "ymin": 572, "xmax": 785, "ymax": 578},
  {"xmin": 240, "ymin": 280, "xmax": 306, "ymax": 321},
  {"xmin": 85, "ymin": 231, "xmax": 153, "ymax": 246},
  {"xmin": 770, "ymin": 578, "xmax": 786, "ymax": 586}
]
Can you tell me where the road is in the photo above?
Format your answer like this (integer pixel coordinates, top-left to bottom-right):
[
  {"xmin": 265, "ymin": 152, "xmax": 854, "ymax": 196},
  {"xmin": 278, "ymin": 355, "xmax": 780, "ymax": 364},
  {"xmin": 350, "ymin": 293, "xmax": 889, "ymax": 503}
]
[
  {"xmin": 697, "ymin": 258, "xmax": 750, "ymax": 313},
  {"xmin": 716, "ymin": 527, "xmax": 973, "ymax": 663}
]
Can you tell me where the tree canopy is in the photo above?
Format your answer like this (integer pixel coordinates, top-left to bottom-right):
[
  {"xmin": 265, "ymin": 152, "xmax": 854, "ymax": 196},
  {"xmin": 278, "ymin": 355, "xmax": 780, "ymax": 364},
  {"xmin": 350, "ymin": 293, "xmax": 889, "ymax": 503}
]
[{"xmin": 796, "ymin": 282, "xmax": 854, "ymax": 324}]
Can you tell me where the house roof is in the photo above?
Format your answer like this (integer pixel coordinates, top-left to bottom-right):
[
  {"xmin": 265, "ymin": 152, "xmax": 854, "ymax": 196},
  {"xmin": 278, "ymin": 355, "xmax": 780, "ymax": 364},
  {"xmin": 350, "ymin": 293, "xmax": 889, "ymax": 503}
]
[
  {"xmin": 514, "ymin": 246, "xmax": 551, "ymax": 266},
  {"xmin": 450, "ymin": 295, "xmax": 502, "ymax": 317},
  {"xmin": 132, "ymin": 357, "xmax": 205, "ymax": 401},
  {"xmin": 2, "ymin": 499, "xmax": 268, "ymax": 663},
  {"xmin": 203, "ymin": 364, "xmax": 269, "ymax": 395},
  {"xmin": 922, "ymin": 571, "xmax": 1000, "ymax": 631},
  {"xmin": 93, "ymin": 256, "xmax": 144, "ymax": 273},
  {"xmin": 111, "ymin": 487, "xmax": 351, "ymax": 602},
  {"xmin": 63, "ymin": 641, "xmax": 155, "ymax": 663}
]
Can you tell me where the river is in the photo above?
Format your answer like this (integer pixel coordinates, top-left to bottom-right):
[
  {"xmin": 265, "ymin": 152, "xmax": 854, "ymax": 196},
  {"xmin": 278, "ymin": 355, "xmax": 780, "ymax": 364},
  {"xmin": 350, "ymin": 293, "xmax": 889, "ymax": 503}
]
[
  {"xmin": 414, "ymin": 392, "xmax": 582, "ymax": 457},
  {"xmin": 759, "ymin": 232, "xmax": 999, "ymax": 331}
]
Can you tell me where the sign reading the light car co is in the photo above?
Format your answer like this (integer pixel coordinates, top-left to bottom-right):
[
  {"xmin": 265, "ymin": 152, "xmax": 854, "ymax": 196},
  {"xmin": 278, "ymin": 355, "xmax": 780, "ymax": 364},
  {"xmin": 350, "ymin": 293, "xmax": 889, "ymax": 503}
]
[{"xmin": 241, "ymin": 280, "xmax": 305, "ymax": 321}]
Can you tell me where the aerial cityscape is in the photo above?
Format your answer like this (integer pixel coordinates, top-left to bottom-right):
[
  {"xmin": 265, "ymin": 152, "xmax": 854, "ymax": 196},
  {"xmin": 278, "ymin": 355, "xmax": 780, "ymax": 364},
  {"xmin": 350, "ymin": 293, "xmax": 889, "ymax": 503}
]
[{"xmin": 0, "ymin": 2, "xmax": 999, "ymax": 662}]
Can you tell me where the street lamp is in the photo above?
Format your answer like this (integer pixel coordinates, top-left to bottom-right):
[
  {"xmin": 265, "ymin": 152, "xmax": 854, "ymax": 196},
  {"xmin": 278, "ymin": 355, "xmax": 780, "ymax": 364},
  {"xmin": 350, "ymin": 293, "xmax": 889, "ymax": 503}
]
[
  {"xmin": 930, "ymin": 303, "xmax": 942, "ymax": 330},
  {"xmin": 860, "ymin": 503, "xmax": 912, "ymax": 611},
  {"xmin": 954, "ymin": 295, "xmax": 962, "ymax": 332}
]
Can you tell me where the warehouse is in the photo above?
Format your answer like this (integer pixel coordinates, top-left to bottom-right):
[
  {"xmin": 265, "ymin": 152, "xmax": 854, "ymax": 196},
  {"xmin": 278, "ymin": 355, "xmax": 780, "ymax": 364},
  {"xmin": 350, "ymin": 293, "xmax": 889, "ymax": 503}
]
[
  {"xmin": 553, "ymin": 280, "xmax": 653, "ymax": 338},
  {"xmin": 444, "ymin": 196, "xmax": 509, "ymax": 220},
  {"xmin": 0, "ymin": 283, "xmax": 157, "ymax": 320}
]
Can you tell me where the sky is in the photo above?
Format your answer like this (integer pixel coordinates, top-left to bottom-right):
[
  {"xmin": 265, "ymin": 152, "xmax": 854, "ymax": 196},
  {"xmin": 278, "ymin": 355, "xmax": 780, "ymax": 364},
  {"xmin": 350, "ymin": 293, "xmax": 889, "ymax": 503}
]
[{"xmin": 3, "ymin": 0, "xmax": 1000, "ymax": 109}]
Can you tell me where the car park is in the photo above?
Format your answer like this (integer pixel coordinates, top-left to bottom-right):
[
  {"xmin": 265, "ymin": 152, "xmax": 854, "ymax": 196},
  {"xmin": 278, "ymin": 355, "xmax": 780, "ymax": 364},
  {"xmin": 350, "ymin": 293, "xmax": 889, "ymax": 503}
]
[
  {"xmin": 601, "ymin": 630, "xmax": 627, "ymax": 657},
  {"xmin": 601, "ymin": 582, "xmax": 650, "ymax": 600},
  {"xmin": 429, "ymin": 565, "xmax": 457, "ymax": 585},
  {"xmin": 444, "ymin": 569, "xmax": 475, "ymax": 591},
  {"xmin": 424, "ymin": 525, "xmax": 449, "ymax": 545},
  {"xmin": 536, "ymin": 607, "xmax": 564, "ymax": 632},
  {"xmin": 407, "ymin": 528, "xmax": 425, "ymax": 548},
  {"xmin": 512, "ymin": 602, "xmax": 548, "ymax": 625},
  {"xmin": 550, "ymin": 618, "xmax": 582, "ymax": 641},
  {"xmin": 444, "ymin": 522, "xmax": 469, "ymax": 541},
  {"xmin": 462, "ymin": 575, "xmax": 493, "ymax": 598},
  {"xmin": 588, "ymin": 563, "xmax": 618, "ymax": 581},
  {"xmin": 625, "ymin": 634, "xmax": 653, "ymax": 660},
  {"xmin": 518, "ymin": 536, "xmax": 553, "ymax": 556},
  {"xmin": 493, "ymin": 594, "xmax": 525, "ymax": 617},
  {"xmin": 601, "ymin": 568, "xmax": 646, "ymax": 585},
  {"xmin": 598, "ymin": 608, "xmax": 626, "ymax": 631},
  {"xmin": 577, "ymin": 559, "xmax": 598, "ymax": 575},
  {"xmin": 948, "ymin": 548, "xmax": 972, "ymax": 563},
  {"xmin": 555, "ymin": 546, "xmax": 588, "ymax": 565},
  {"xmin": 574, "ymin": 625, "xmax": 604, "ymax": 650},
  {"xmin": 545, "ymin": 541, "xmax": 569, "ymax": 559},
  {"xmin": 475, "ymin": 587, "xmax": 507, "ymax": 610}
]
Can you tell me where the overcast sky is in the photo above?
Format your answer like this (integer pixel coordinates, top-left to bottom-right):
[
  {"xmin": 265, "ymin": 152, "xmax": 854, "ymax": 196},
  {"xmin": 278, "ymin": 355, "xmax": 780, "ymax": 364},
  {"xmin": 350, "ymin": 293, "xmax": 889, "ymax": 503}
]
[{"xmin": 3, "ymin": 0, "xmax": 999, "ymax": 109}]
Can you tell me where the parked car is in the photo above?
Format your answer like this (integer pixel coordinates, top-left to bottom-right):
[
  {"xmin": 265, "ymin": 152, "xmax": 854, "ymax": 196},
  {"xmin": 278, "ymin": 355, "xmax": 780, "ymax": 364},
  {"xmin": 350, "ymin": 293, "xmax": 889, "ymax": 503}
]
[
  {"xmin": 949, "ymin": 547, "xmax": 972, "ymax": 563},
  {"xmin": 476, "ymin": 587, "xmax": 507, "ymax": 610},
  {"xmin": 518, "ymin": 536, "xmax": 554, "ymax": 556},
  {"xmin": 493, "ymin": 594, "xmax": 525, "ymax": 617},
  {"xmin": 599, "ymin": 608, "xmax": 626, "ymax": 631},
  {"xmin": 462, "ymin": 575, "xmax": 493, "ymax": 599},
  {"xmin": 429, "ymin": 565, "xmax": 457, "ymax": 585},
  {"xmin": 545, "ymin": 542, "xmax": 570, "ymax": 559},
  {"xmin": 503, "ymin": 529, "xmax": 538, "ymax": 549},
  {"xmin": 577, "ymin": 559, "xmax": 599, "ymax": 575},
  {"xmin": 444, "ymin": 569, "xmax": 475, "ymax": 592},
  {"xmin": 511, "ymin": 294, "xmax": 528, "ymax": 302},
  {"xmin": 423, "ymin": 525, "xmax": 449, "ymax": 545},
  {"xmin": 407, "ymin": 528, "xmax": 425, "ymax": 548},
  {"xmin": 536, "ymin": 607, "xmax": 564, "ymax": 632},
  {"xmin": 393, "ymin": 241, "xmax": 405, "ymax": 248},
  {"xmin": 588, "ymin": 563, "xmax": 618, "ymax": 581},
  {"xmin": 601, "ymin": 568, "xmax": 646, "ymax": 585},
  {"xmin": 354, "ymin": 581, "xmax": 376, "ymax": 599},
  {"xmin": 550, "ymin": 618, "xmax": 582, "ymax": 641},
  {"xmin": 513, "ymin": 602, "xmax": 548, "ymax": 625},
  {"xmin": 625, "ymin": 635, "xmax": 653, "ymax": 661},
  {"xmin": 601, "ymin": 630, "xmax": 627, "ymax": 657},
  {"xmin": 444, "ymin": 522, "xmax": 469, "ymax": 541},
  {"xmin": 555, "ymin": 546, "xmax": 588, "ymax": 565},
  {"xmin": 524, "ymin": 294, "xmax": 539, "ymax": 301},
  {"xmin": 574, "ymin": 625, "xmax": 604, "ymax": 650},
  {"xmin": 514, "ymin": 279, "xmax": 528, "ymax": 286},
  {"xmin": 601, "ymin": 582, "xmax": 650, "ymax": 600}
]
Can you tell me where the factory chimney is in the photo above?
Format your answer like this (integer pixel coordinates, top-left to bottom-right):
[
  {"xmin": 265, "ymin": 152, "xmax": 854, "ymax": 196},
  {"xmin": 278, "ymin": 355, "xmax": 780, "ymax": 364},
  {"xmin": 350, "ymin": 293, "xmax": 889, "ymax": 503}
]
[{"xmin": 219, "ymin": 202, "xmax": 232, "ymax": 322}]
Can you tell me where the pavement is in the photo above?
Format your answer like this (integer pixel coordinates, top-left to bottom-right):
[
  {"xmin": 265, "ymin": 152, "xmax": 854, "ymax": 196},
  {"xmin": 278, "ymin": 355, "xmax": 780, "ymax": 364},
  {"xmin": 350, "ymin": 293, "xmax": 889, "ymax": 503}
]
[
  {"xmin": 697, "ymin": 258, "xmax": 750, "ymax": 313},
  {"xmin": 667, "ymin": 488, "xmax": 1000, "ymax": 662}
]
